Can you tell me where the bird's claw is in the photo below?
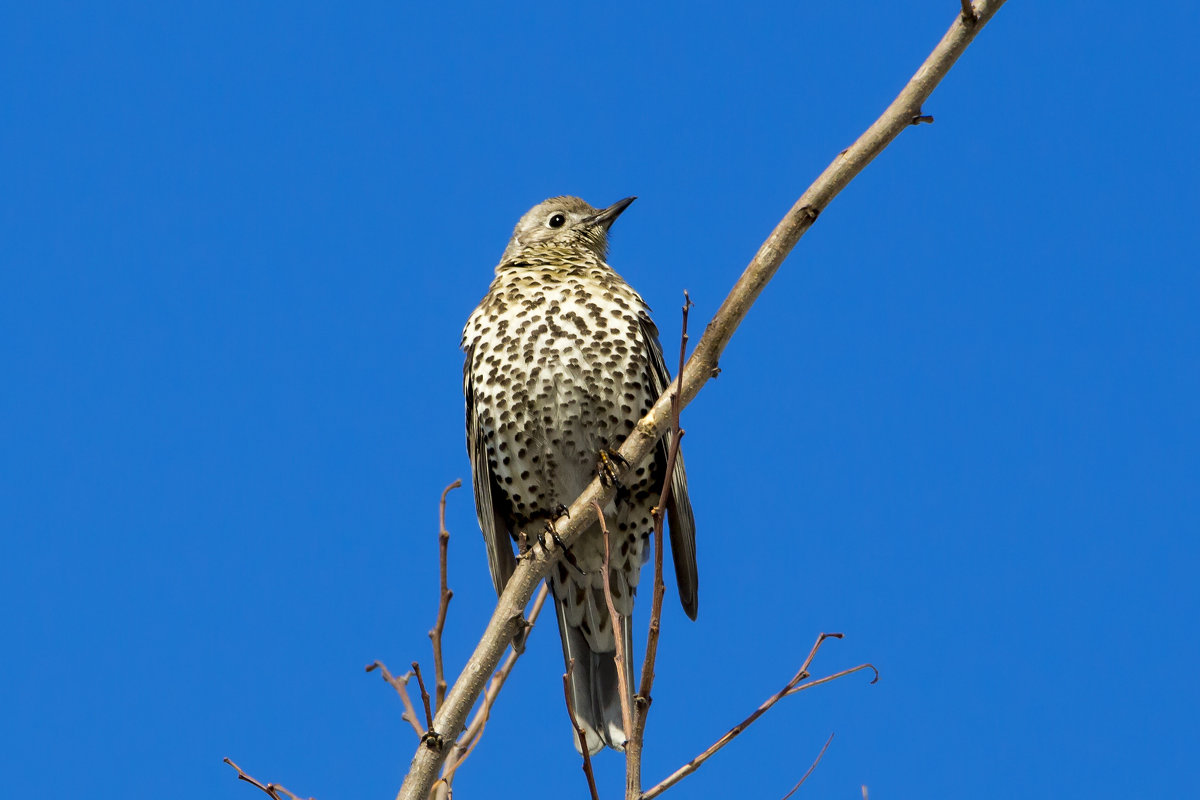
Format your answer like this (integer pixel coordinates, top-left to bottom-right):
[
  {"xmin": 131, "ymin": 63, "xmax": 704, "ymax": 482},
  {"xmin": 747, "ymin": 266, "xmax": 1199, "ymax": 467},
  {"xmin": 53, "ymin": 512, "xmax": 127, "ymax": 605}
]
[
  {"xmin": 542, "ymin": 519, "xmax": 588, "ymax": 576},
  {"xmin": 597, "ymin": 449, "xmax": 632, "ymax": 505},
  {"xmin": 421, "ymin": 730, "xmax": 445, "ymax": 751},
  {"xmin": 540, "ymin": 519, "xmax": 567, "ymax": 552}
]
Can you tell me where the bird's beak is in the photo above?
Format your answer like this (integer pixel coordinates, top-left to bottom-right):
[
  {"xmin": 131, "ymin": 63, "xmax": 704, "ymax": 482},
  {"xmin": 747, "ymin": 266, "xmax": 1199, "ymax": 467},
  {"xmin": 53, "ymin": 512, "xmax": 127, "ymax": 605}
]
[{"xmin": 585, "ymin": 196, "xmax": 637, "ymax": 229}]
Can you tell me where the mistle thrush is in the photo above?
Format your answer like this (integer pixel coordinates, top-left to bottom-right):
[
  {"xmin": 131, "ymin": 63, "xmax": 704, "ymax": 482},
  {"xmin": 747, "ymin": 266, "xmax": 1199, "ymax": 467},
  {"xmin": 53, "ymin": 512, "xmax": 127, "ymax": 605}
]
[{"xmin": 462, "ymin": 196, "xmax": 698, "ymax": 754}]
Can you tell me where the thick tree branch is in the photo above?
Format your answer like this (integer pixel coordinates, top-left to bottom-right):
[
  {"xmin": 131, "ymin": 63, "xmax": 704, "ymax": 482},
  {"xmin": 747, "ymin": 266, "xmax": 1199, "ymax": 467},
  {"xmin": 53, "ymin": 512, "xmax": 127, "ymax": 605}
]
[
  {"xmin": 397, "ymin": 4, "xmax": 1006, "ymax": 797},
  {"xmin": 438, "ymin": 582, "xmax": 550, "ymax": 787}
]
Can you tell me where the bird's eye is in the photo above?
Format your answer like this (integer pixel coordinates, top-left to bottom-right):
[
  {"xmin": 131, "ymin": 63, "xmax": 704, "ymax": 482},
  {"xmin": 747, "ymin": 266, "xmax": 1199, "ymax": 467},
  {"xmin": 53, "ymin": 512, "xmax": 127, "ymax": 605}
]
[{"xmin": 548, "ymin": 213, "xmax": 566, "ymax": 228}]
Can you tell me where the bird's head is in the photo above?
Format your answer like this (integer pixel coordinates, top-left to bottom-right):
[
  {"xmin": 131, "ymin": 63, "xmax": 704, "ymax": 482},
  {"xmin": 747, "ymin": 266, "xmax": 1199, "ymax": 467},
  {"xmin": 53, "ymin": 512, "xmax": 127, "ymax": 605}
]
[{"xmin": 501, "ymin": 195, "xmax": 636, "ymax": 263}]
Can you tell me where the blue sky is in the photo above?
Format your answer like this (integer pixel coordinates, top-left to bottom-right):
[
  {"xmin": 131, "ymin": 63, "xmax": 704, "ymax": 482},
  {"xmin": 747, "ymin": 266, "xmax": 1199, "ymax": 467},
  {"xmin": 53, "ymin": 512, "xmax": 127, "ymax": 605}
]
[{"xmin": 2, "ymin": 2, "xmax": 1197, "ymax": 798}]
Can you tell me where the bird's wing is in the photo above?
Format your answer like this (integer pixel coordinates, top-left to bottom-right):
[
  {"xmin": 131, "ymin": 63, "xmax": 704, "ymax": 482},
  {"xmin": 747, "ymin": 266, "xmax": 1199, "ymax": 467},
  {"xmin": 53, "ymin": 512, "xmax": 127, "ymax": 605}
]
[
  {"xmin": 464, "ymin": 343, "xmax": 518, "ymax": 597},
  {"xmin": 639, "ymin": 314, "xmax": 699, "ymax": 620}
]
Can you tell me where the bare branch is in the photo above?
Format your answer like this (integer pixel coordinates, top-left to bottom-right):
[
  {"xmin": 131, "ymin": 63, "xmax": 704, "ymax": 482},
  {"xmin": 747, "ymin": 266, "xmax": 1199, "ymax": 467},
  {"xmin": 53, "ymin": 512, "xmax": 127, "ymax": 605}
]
[
  {"xmin": 223, "ymin": 758, "xmax": 313, "ymax": 800},
  {"xmin": 594, "ymin": 500, "xmax": 634, "ymax": 743},
  {"xmin": 365, "ymin": 661, "xmax": 425, "ymax": 739},
  {"xmin": 430, "ymin": 480, "xmax": 462, "ymax": 712},
  {"xmin": 627, "ymin": 291, "xmax": 692, "ymax": 797},
  {"xmin": 563, "ymin": 659, "xmax": 601, "ymax": 800},
  {"xmin": 640, "ymin": 633, "xmax": 874, "ymax": 800},
  {"xmin": 779, "ymin": 733, "xmax": 835, "ymax": 800},
  {"xmin": 411, "ymin": 661, "xmax": 436, "ymax": 741},
  {"xmin": 396, "ymin": 5, "xmax": 1007, "ymax": 796},
  {"xmin": 784, "ymin": 662, "xmax": 879, "ymax": 695}
]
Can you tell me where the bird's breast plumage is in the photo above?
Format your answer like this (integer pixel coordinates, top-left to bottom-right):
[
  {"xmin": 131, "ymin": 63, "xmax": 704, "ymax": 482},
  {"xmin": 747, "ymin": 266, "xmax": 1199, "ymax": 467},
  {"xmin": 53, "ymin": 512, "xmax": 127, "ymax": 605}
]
[
  {"xmin": 462, "ymin": 251, "xmax": 662, "ymax": 649},
  {"xmin": 463, "ymin": 255, "xmax": 656, "ymax": 518}
]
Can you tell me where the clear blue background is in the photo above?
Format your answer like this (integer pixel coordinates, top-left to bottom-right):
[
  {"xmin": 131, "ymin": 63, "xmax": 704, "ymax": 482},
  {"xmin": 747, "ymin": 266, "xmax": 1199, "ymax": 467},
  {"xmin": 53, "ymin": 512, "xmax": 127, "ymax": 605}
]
[{"xmin": 3, "ymin": 2, "xmax": 1196, "ymax": 798}]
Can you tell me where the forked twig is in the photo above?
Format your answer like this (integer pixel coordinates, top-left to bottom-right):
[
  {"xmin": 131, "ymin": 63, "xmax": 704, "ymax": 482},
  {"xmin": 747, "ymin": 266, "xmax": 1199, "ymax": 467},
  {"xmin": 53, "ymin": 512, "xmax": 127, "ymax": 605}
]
[
  {"xmin": 563, "ymin": 659, "xmax": 601, "ymax": 800},
  {"xmin": 594, "ymin": 500, "xmax": 634, "ymax": 743},
  {"xmin": 779, "ymin": 733, "xmax": 835, "ymax": 800},
  {"xmin": 364, "ymin": 661, "xmax": 425, "ymax": 738},
  {"xmin": 223, "ymin": 758, "xmax": 313, "ymax": 800},
  {"xmin": 430, "ymin": 480, "xmax": 462, "ymax": 711},
  {"xmin": 784, "ymin": 662, "xmax": 879, "ymax": 696},
  {"xmin": 641, "ymin": 633, "xmax": 876, "ymax": 800}
]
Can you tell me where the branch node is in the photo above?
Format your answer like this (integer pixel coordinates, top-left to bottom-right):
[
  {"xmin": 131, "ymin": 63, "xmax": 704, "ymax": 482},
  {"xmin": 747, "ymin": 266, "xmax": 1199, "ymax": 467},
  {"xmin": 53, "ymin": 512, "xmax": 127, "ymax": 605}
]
[
  {"xmin": 960, "ymin": 0, "xmax": 978, "ymax": 27},
  {"xmin": 911, "ymin": 108, "xmax": 935, "ymax": 125}
]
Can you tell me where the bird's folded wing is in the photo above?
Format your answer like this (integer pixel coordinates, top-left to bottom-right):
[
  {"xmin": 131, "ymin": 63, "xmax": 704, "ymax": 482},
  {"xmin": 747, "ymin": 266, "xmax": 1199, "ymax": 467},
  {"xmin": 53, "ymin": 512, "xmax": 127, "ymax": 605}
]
[
  {"xmin": 464, "ymin": 343, "xmax": 518, "ymax": 596},
  {"xmin": 639, "ymin": 314, "xmax": 699, "ymax": 619}
]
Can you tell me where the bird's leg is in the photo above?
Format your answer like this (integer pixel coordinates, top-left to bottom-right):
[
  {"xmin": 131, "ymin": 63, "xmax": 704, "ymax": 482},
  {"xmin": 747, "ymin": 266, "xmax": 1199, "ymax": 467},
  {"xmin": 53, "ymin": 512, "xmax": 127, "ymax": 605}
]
[
  {"xmin": 420, "ymin": 730, "xmax": 445, "ymax": 751},
  {"xmin": 597, "ymin": 448, "xmax": 632, "ymax": 506}
]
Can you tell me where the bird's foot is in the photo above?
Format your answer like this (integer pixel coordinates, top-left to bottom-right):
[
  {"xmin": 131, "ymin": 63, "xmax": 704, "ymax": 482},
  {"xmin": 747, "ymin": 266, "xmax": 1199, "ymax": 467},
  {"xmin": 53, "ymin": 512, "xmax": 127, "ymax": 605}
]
[
  {"xmin": 541, "ymin": 518, "xmax": 588, "ymax": 575},
  {"xmin": 540, "ymin": 519, "xmax": 567, "ymax": 552},
  {"xmin": 421, "ymin": 730, "xmax": 445, "ymax": 751},
  {"xmin": 597, "ymin": 448, "xmax": 632, "ymax": 506},
  {"xmin": 552, "ymin": 503, "xmax": 570, "ymax": 519}
]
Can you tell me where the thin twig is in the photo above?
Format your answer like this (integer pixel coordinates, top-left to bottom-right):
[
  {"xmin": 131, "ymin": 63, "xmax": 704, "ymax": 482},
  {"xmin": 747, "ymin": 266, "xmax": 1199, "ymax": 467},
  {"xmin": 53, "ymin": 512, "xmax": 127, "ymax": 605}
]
[
  {"xmin": 563, "ymin": 659, "xmax": 602, "ymax": 800},
  {"xmin": 411, "ymin": 661, "xmax": 435, "ymax": 736},
  {"xmin": 430, "ymin": 479, "xmax": 461, "ymax": 711},
  {"xmin": 784, "ymin": 662, "xmax": 879, "ymax": 695},
  {"xmin": 396, "ymin": 5, "xmax": 1007, "ymax": 794},
  {"xmin": 627, "ymin": 291, "xmax": 692, "ymax": 798},
  {"xmin": 594, "ymin": 500, "xmax": 634, "ymax": 743},
  {"xmin": 365, "ymin": 661, "xmax": 426, "ymax": 739},
  {"xmin": 640, "ymin": 633, "xmax": 874, "ymax": 800},
  {"xmin": 223, "ymin": 758, "xmax": 313, "ymax": 800},
  {"xmin": 779, "ymin": 733, "xmax": 835, "ymax": 800}
]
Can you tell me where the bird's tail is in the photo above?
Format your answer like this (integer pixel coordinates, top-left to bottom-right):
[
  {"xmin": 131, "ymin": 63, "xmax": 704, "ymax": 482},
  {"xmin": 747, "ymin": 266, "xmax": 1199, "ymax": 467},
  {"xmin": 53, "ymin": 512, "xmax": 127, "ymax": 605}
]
[{"xmin": 554, "ymin": 587, "xmax": 634, "ymax": 755}]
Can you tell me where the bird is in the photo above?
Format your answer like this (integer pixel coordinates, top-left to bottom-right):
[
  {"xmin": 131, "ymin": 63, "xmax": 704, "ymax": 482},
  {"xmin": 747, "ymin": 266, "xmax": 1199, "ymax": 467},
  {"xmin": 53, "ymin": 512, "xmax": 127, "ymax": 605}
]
[{"xmin": 461, "ymin": 195, "xmax": 698, "ymax": 755}]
